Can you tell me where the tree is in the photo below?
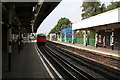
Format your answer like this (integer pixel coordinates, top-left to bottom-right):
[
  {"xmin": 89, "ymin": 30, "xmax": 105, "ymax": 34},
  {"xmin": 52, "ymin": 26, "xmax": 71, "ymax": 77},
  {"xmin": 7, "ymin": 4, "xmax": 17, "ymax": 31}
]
[
  {"xmin": 100, "ymin": 3, "xmax": 106, "ymax": 13},
  {"xmin": 75, "ymin": 31, "xmax": 84, "ymax": 38},
  {"xmin": 56, "ymin": 17, "xmax": 71, "ymax": 31},
  {"xmin": 48, "ymin": 17, "xmax": 71, "ymax": 35},
  {"xmin": 106, "ymin": 1, "xmax": 120, "ymax": 11},
  {"xmin": 81, "ymin": 1, "xmax": 106, "ymax": 19},
  {"xmin": 81, "ymin": 1, "xmax": 120, "ymax": 20}
]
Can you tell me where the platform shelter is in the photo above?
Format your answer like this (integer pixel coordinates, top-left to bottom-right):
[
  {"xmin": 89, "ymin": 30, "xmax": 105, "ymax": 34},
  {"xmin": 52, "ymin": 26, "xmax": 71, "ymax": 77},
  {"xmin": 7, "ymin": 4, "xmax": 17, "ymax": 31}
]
[{"xmin": 72, "ymin": 8, "xmax": 120, "ymax": 50}]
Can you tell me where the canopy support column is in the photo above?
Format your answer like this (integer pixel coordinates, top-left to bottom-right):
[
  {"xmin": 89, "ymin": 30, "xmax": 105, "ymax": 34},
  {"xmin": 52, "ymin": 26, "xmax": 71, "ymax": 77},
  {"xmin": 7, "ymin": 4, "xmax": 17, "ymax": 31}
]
[
  {"xmin": 84, "ymin": 30, "xmax": 87, "ymax": 46},
  {"xmin": 110, "ymin": 29, "xmax": 114, "ymax": 50},
  {"xmin": 95, "ymin": 32, "xmax": 98, "ymax": 48},
  {"xmin": 8, "ymin": 4, "xmax": 14, "ymax": 71},
  {"xmin": 72, "ymin": 30, "xmax": 75, "ymax": 44}
]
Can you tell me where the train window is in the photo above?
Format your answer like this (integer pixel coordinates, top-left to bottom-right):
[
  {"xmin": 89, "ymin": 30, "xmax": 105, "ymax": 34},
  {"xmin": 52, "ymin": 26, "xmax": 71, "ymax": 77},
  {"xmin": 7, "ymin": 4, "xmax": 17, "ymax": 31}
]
[{"xmin": 37, "ymin": 36, "xmax": 46, "ymax": 39}]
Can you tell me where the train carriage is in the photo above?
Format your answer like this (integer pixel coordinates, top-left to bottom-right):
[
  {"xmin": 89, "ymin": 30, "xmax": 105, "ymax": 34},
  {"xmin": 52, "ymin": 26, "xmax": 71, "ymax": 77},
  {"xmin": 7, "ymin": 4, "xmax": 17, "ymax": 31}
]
[{"xmin": 37, "ymin": 34, "xmax": 46, "ymax": 46}]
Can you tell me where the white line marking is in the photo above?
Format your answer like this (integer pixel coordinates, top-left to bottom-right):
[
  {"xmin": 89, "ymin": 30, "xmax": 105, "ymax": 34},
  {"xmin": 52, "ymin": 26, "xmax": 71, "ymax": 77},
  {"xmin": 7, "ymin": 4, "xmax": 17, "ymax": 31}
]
[
  {"xmin": 35, "ymin": 44, "xmax": 63, "ymax": 79},
  {"xmin": 35, "ymin": 44, "xmax": 55, "ymax": 79},
  {"xmin": 51, "ymin": 40, "xmax": 120, "ymax": 57}
]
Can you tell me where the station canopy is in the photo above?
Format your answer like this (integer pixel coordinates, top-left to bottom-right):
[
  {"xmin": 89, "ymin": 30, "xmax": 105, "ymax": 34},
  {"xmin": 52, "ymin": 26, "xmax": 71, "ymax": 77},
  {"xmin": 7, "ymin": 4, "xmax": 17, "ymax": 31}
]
[
  {"xmin": 2, "ymin": 1, "xmax": 61, "ymax": 33},
  {"xmin": 72, "ymin": 8, "xmax": 120, "ymax": 30}
]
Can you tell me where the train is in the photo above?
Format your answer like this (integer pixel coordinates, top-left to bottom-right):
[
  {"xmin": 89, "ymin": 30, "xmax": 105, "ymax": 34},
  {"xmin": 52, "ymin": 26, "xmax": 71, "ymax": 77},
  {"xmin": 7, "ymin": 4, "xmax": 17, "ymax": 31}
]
[{"xmin": 36, "ymin": 34, "xmax": 46, "ymax": 46}]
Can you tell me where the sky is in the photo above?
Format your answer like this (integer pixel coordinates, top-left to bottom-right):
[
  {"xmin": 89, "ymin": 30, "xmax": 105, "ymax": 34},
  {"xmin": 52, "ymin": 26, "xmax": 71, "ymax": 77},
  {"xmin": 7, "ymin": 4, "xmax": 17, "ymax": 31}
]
[{"xmin": 36, "ymin": 0, "xmax": 120, "ymax": 35}]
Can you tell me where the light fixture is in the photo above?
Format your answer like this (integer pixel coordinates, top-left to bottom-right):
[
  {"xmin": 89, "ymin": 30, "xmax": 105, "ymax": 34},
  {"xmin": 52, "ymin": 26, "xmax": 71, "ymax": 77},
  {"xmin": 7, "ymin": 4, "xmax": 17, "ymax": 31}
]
[{"xmin": 32, "ymin": 7, "xmax": 35, "ymax": 12}]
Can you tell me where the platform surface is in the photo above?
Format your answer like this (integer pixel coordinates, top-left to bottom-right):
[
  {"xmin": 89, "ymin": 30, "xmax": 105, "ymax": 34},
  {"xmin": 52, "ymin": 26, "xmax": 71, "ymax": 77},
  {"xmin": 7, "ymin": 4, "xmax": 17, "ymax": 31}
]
[
  {"xmin": 2, "ymin": 42, "xmax": 51, "ymax": 79},
  {"xmin": 50, "ymin": 40, "xmax": 120, "ymax": 57}
]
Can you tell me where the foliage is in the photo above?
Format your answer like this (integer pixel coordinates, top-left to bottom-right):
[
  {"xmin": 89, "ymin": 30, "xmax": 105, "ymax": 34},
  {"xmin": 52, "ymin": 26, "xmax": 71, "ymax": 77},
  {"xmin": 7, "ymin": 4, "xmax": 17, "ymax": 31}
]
[
  {"xmin": 75, "ymin": 30, "xmax": 95, "ymax": 39},
  {"xmin": 106, "ymin": 1, "xmax": 120, "ymax": 11},
  {"xmin": 48, "ymin": 17, "xmax": 71, "ymax": 36},
  {"xmin": 81, "ymin": 1, "xmax": 106, "ymax": 19},
  {"xmin": 75, "ymin": 31, "xmax": 84, "ymax": 38},
  {"xmin": 87, "ymin": 30, "xmax": 95, "ymax": 39},
  {"xmin": 81, "ymin": 1, "xmax": 120, "ymax": 19}
]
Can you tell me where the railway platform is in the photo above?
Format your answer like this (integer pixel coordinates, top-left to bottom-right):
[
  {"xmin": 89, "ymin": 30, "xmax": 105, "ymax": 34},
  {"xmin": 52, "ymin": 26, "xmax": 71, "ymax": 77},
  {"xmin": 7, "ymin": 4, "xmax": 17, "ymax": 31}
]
[
  {"xmin": 48, "ymin": 40, "xmax": 120, "ymax": 73},
  {"xmin": 2, "ymin": 41, "xmax": 52, "ymax": 79},
  {"xmin": 51, "ymin": 40, "xmax": 120, "ymax": 58}
]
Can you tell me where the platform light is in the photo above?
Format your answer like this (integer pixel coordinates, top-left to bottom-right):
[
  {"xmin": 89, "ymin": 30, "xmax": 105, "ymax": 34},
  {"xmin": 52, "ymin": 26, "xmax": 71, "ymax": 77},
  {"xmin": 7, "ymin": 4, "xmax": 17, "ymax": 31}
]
[
  {"xmin": 30, "ymin": 24, "xmax": 32, "ymax": 25},
  {"xmin": 87, "ymin": 30, "xmax": 90, "ymax": 33},
  {"xmin": 34, "ymin": 13, "xmax": 38, "ymax": 17},
  {"xmin": 38, "ymin": 0, "xmax": 44, "ymax": 5},
  {"xmin": 38, "ymin": 2, "xmax": 43, "ymax": 5},
  {"xmin": 76, "ymin": 30, "xmax": 79, "ymax": 33},
  {"xmin": 102, "ymin": 27, "xmax": 106, "ymax": 30},
  {"xmin": 32, "ymin": 7, "xmax": 35, "ymax": 12},
  {"xmin": 31, "ymin": 20, "xmax": 35, "ymax": 23},
  {"xmin": 82, "ymin": 30, "xmax": 86, "ymax": 33},
  {"xmin": 0, "ymin": 22, "xmax": 4, "ymax": 24}
]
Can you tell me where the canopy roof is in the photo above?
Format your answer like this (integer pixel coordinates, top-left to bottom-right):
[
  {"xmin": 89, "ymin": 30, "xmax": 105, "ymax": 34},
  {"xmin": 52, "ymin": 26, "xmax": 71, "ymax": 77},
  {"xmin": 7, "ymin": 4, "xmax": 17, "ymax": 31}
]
[
  {"xmin": 72, "ymin": 8, "xmax": 120, "ymax": 30},
  {"xmin": 2, "ymin": 2, "xmax": 61, "ymax": 33}
]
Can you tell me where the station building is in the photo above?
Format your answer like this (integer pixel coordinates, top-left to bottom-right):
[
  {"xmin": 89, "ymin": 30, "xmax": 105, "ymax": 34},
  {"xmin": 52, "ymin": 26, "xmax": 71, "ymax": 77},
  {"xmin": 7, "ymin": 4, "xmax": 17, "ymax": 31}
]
[
  {"xmin": 61, "ymin": 26, "xmax": 72, "ymax": 43},
  {"xmin": 72, "ymin": 8, "xmax": 120, "ymax": 50}
]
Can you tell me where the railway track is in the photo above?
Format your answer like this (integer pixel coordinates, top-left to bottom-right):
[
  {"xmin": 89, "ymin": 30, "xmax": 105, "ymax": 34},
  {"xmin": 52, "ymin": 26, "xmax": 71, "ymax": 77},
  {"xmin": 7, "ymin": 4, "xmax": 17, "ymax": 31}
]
[
  {"xmin": 46, "ymin": 42, "xmax": 120, "ymax": 79},
  {"xmin": 38, "ymin": 45, "xmax": 96, "ymax": 80}
]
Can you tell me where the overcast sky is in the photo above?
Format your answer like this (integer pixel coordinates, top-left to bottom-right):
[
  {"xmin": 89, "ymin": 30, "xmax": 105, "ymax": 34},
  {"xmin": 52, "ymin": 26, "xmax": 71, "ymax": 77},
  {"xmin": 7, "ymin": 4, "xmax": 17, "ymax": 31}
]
[{"xmin": 36, "ymin": 0, "xmax": 120, "ymax": 35}]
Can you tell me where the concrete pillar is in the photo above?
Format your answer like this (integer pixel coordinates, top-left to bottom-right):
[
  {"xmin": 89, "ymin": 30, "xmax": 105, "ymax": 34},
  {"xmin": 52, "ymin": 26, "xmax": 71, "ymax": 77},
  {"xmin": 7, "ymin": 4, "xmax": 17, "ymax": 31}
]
[
  {"xmin": 60, "ymin": 32, "xmax": 62, "ymax": 41},
  {"xmin": 95, "ymin": 32, "xmax": 98, "ymax": 47},
  {"xmin": 8, "ymin": 4, "xmax": 14, "ymax": 71},
  {"xmin": 21, "ymin": 33, "xmax": 23, "ymax": 43},
  {"xmin": 0, "ymin": 1, "xmax": 2, "ymax": 79},
  {"xmin": 84, "ymin": 31, "xmax": 87, "ymax": 46},
  {"xmin": 27, "ymin": 33, "xmax": 29, "ymax": 42},
  {"xmin": 56, "ymin": 33, "xmax": 57, "ymax": 41},
  {"xmin": 103, "ymin": 36, "xmax": 106, "ymax": 47},
  {"xmin": 28, "ymin": 33, "xmax": 30, "ymax": 42},
  {"xmin": 32, "ymin": 24, "xmax": 34, "ymax": 33},
  {"xmin": 50, "ymin": 34, "xmax": 52, "ymax": 41},
  {"xmin": 18, "ymin": 26, "xmax": 21, "ymax": 54},
  {"xmin": 65, "ymin": 32, "xmax": 67, "ymax": 42},
  {"xmin": 25, "ymin": 32, "xmax": 27, "ymax": 43},
  {"xmin": 72, "ymin": 30, "xmax": 74, "ymax": 44},
  {"xmin": 110, "ymin": 30, "xmax": 114, "ymax": 50}
]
